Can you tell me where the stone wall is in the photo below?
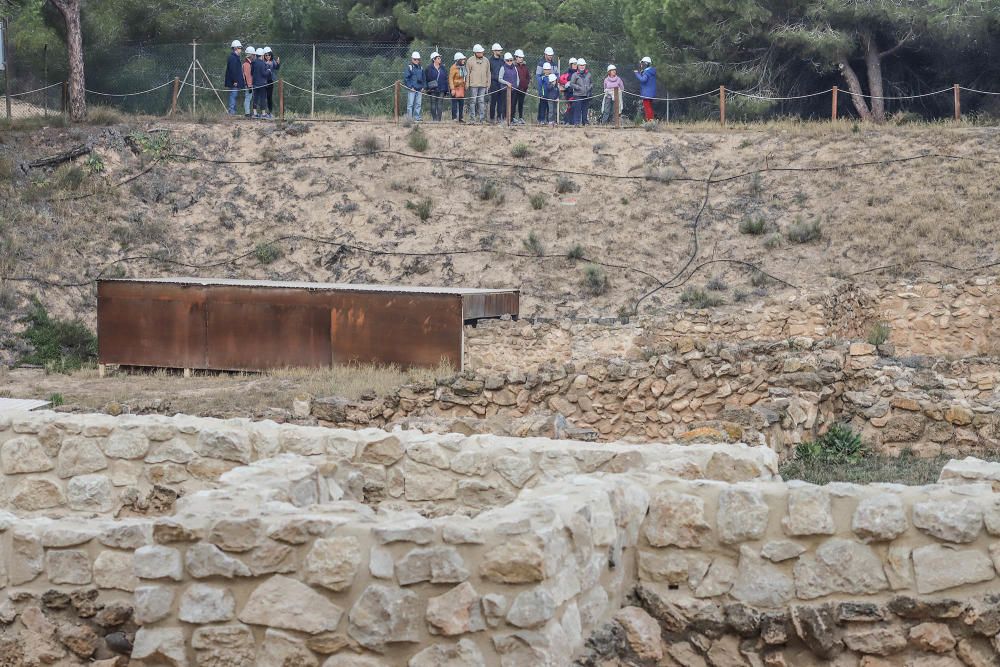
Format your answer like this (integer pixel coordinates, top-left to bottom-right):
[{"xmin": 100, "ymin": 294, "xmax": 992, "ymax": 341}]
[
  {"xmin": 316, "ymin": 338, "xmax": 1000, "ymax": 458},
  {"xmin": 464, "ymin": 276, "xmax": 1000, "ymax": 370}
]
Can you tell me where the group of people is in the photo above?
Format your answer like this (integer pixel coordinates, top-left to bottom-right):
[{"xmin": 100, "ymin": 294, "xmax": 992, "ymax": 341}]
[
  {"xmin": 224, "ymin": 40, "xmax": 281, "ymax": 119},
  {"xmin": 404, "ymin": 45, "xmax": 658, "ymax": 125}
]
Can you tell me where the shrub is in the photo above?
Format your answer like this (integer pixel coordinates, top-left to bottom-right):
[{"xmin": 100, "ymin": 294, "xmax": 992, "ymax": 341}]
[
  {"xmin": 356, "ymin": 134, "xmax": 382, "ymax": 154},
  {"xmin": 680, "ymin": 287, "xmax": 724, "ymax": 309},
  {"xmin": 128, "ymin": 131, "xmax": 171, "ymax": 160},
  {"xmin": 794, "ymin": 423, "xmax": 866, "ymax": 465},
  {"xmin": 734, "ymin": 289, "xmax": 749, "ymax": 302},
  {"xmin": 582, "ymin": 264, "xmax": 609, "ymax": 296},
  {"xmin": 254, "ymin": 242, "xmax": 283, "ymax": 264},
  {"xmin": 511, "ymin": 143, "xmax": 530, "ymax": 158},
  {"xmin": 18, "ymin": 297, "xmax": 97, "ymax": 372},
  {"xmin": 644, "ymin": 167, "xmax": 675, "ymax": 183},
  {"xmin": 555, "ymin": 176, "xmax": 579, "ymax": 194},
  {"xmin": 748, "ymin": 172, "xmax": 764, "ymax": 200},
  {"xmin": 567, "ymin": 244, "xmax": 585, "ymax": 260},
  {"xmin": 48, "ymin": 393, "xmax": 65, "ymax": 407},
  {"xmin": 54, "ymin": 164, "xmax": 86, "ymax": 191},
  {"xmin": 406, "ymin": 198, "xmax": 433, "ymax": 221},
  {"xmin": 408, "ymin": 127, "xmax": 429, "ymax": 152},
  {"xmin": 786, "ymin": 218, "xmax": 822, "ymax": 243},
  {"xmin": 0, "ymin": 157, "xmax": 16, "ymax": 181},
  {"xmin": 705, "ymin": 276, "xmax": 728, "ymax": 292},
  {"xmin": 86, "ymin": 106, "xmax": 126, "ymax": 125},
  {"xmin": 749, "ymin": 269, "xmax": 771, "ymax": 288},
  {"xmin": 85, "ymin": 153, "xmax": 106, "ymax": 174},
  {"xmin": 478, "ymin": 179, "xmax": 501, "ymax": 201},
  {"xmin": 529, "ymin": 192, "xmax": 546, "ymax": 210},
  {"xmin": 867, "ymin": 322, "xmax": 891, "ymax": 346},
  {"xmin": 763, "ymin": 233, "xmax": 783, "ymax": 249},
  {"xmin": 522, "ymin": 232, "xmax": 545, "ymax": 256},
  {"xmin": 739, "ymin": 215, "xmax": 768, "ymax": 235}
]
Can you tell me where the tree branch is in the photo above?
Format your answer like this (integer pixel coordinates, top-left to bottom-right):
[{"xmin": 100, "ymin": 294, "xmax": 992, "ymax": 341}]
[{"xmin": 880, "ymin": 29, "xmax": 915, "ymax": 58}]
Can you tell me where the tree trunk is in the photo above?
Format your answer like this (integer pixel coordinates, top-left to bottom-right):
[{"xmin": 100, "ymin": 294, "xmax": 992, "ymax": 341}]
[
  {"xmin": 839, "ymin": 59, "xmax": 872, "ymax": 122},
  {"xmin": 861, "ymin": 31, "xmax": 886, "ymax": 122},
  {"xmin": 49, "ymin": 0, "xmax": 86, "ymax": 121}
]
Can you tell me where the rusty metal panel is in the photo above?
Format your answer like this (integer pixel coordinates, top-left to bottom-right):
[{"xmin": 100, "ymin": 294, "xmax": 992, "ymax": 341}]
[
  {"xmin": 205, "ymin": 286, "xmax": 332, "ymax": 371},
  {"xmin": 98, "ymin": 282, "xmax": 207, "ymax": 368},
  {"xmin": 462, "ymin": 291, "xmax": 520, "ymax": 320},
  {"xmin": 330, "ymin": 292, "xmax": 463, "ymax": 369}
]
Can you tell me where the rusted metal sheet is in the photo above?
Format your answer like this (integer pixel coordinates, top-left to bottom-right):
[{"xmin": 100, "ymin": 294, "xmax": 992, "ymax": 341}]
[
  {"xmin": 97, "ymin": 278, "xmax": 518, "ymax": 371},
  {"xmin": 330, "ymin": 292, "xmax": 463, "ymax": 368}
]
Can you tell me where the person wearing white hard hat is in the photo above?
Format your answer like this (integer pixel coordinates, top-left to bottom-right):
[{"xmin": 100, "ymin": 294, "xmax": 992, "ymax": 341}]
[
  {"xmin": 559, "ymin": 58, "xmax": 579, "ymax": 124},
  {"xmin": 635, "ymin": 56, "xmax": 657, "ymax": 122},
  {"xmin": 425, "ymin": 52, "xmax": 448, "ymax": 122},
  {"xmin": 496, "ymin": 52, "xmax": 518, "ymax": 125},
  {"xmin": 224, "ymin": 40, "xmax": 244, "ymax": 115},
  {"xmin": 250, "ymin": 47, "xmax": 270, "ymax": 119},
  {"xmin": 536, "ymin": 47, "xmax": 559, "ymax": 124},
  {"xmin": 242, "ymin": 47, "xmax": 257, "ymax": 118},
  {"xmin": 403, "ymin": 51, "xmax": 426, "ymax": 121},
  {"xmin": 467, "ymin": 45, "xmax": 490, "ymax": 123},
  {"xmin": 261, "ymin": 47, "xmax": 280, "ymax": 119},
  {"xmin": 601, "ymin": 64, "xmax": 624, "ymax": 124},
  {"xmin": 450, "ymin": 53, "xmax": 468, "ymax": 122},
  {"xmin": 488, "ymin": 43, "xmax": 505, "ymax": 122},
  {"xmin": 539, "ymin": 64, "xmax": 560, "ymax": 126},
  {"xmin": 569, "ymin": 58, "xmax": 593, "ymax": 126},
  {"xmin": 511, "ymin": 50, "xmax": 529, "ymax": 125}
]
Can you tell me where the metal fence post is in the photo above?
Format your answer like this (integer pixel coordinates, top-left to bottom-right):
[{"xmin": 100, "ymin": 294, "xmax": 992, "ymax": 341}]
[
  {"xmin": 719, "ymin": 85, "xmax": 726, "ymax": 126},
  {"xmin": 954, "ymin": 84, "xmax": 960, "ymax": 122},
  {"xmin": 831, "ymin": 86, "xmax": 838, "ymax": 121},
  {"xmin": 614, "ymin": 86, "xmax": 621, "ymax": 128},
  {"xmin": 665, "ymin": 91, "xmax": 670, "ymax": 123},
  {"xmin": 170, "ymin": 76, "xmax": 179, "ymax": 116},
  {"xmin": 311, "ymin": 43, "xmax": 316, "ymax": 118},
  {"xmin": 191, "ymin": 39, "xmax": 197, "ymax": 114},
  {"xmin": 279, "ymin": 78, "xmax": 284, "ymax": 121}
]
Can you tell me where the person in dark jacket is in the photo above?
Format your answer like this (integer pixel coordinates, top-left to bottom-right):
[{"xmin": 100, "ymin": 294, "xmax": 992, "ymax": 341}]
[
  {"xmin": 497, "ymin": 52, "xmax": 518, "ymax": 124},
  {"xmin": 512, "ymin": 50, "xmax": 530, "ymax": 125},
  {"xmin": 560, "ymin": 58, "xmax": 578, "ymax": 124},
  {"xmin": 635, "ymin": 56, "xmax": 657, "ymax": 121},
  {"xmin": 569, "ymin": 58, "xmax": 593, "ymax": 126},
  {"xmin": 424, "ymin": 52, "xmax": 449, "ymax": 122},
  {"xmin": 488, "ymin": 43, "xmax": 504, "ymax": 122},
  {"xmin": 535, "ymin": 47, "xmax": 558, "ymax": 123},
  {"xmin": 251, "ymin": 51, "xmax": 269, "ymax": 119},
  {"xmin": 403, "ymin": 52, "xmax": 426, "ymax": 121},
  {"xmin": 224, "ymin": 40, "xmax": 244, "ymax": 115},
  {"xmin": 540, "ymin": 64, "xmax": 560, "ymax": 126},
  {"xmin": 261, "ymin": 47, "xmax": 280, "ymax": 118}
]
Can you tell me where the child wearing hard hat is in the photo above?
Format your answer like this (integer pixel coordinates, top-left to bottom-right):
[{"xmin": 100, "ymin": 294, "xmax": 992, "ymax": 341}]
[
  {"xmin": 403, "ymin": 51, "xmax": 426, "ymax": 121},
  {"xmin": 450, "ymin": 53, "xmax": 468, "ymax": 123},
  {"xmin": 535, "ymin": 47, "xmax": 559, "ymax": 124},
  {"xmin": 512, "ymin": 50, "xmax": 530, "ymax": 125},
  {"xmin": 488, "ymin": 43, "xmax": 505, "ymax": 122},
  {"xmin": 224, "ymin": 40, "xmax": 244, "ymax": 116},
  {"xmin": 601, "ymin": 64, "xmax": 624, "ymax": 124},
  {"xmin": 425, "ymin": 52, "xmax": 449, "ymax": 122},
  {"xmin": 466, "ymin": 45, "xmax": 491, "ymax": 123},
  {"xmin": 540, "ymin": 64, "xmax": 560, "ymax": 127}
]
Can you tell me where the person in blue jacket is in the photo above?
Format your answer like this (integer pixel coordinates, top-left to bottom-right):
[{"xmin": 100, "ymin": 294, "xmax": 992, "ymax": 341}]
[
  {"xmin": 539, "ymin": 64, "xmax": 560, "ymax": 126},
  {"xmin": 635, "ymin": 56, "xmax": 657, "ymax": 122},
  {"xmin": 251, "ymin": 51, "xmax": 270, "ymax": 119},
  {"xmin": 424, "ymin": 52, "xmax": 449, "ymax": 122},
  {"xmin": 404, "ymin": 51, "xmax": 426, "ymax": 121},
  {"xmin": 224, "ymin": 40, "xmax": 244, "ymax": 115}
]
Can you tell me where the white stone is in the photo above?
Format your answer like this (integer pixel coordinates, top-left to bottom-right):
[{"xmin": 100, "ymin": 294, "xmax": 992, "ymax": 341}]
[
  {"xmin": 783, "ymin": 487, "xmax": 835, "ymax": 536},
  {"xmin": 761, "ymin": 540, "xmax": 806, "ymax": 562},
  {"xmin": 178, "ymin": 583, "xmax": 236, "ymax": 623},
  {"xmin": 912, "ymin": 545, "xmax": 995, "ymax": 594},
  {"xmin": 134, "ymin": 545, "xmax": 184, "ymax": 581},
  {"xmin": 396, "ymin": 546, "xmax": 469, "ymax": 585},
  {"xmin": 101, "ymin": 428, "xmax": 150, "ymax": 459},
  {"xmin": 258, "ymin": 629, "xmax": 319, "ymax": 667},
  {"xmin": 1, "ymin": 436, "xmax": 54, "ymax": 474},
  {"xmin": 132, "ymin": 627, "xmax": 187, "ymax": 666},
  {"xmin": 372, "ymin": 514, "xmax": 434, "ymax": 544},
  {"xmin": 134, "ymin": 586, "xmax": 175, "ymax": 624},
  {"xmin": 717, "ymin": 487, "xmax": 770, "ymax": 543},
  {"xmin": 506, "ymin": 588, "xmax": 556, "ymax": 628},
  {"xmin": 146, "ymin": 438, "xmax": 196, "ymax": 464},
  {"xmin": 186, "ymin": 543, "xmax": 252, "ymax": 579},
  {"xmin": 852, "ymin": 494, "xmax": 908, "ymax": 542},
  {"xmin": 348, "ymin": 584, "xmax": 421, "ymax": 650},
  {"xmin": 66, "ymin": 474, "xmax": 114, "ymax": 512},
  {"xmin": 426, "ymin": 581, "xmax": 485, "ymax": 635},
  {"xmin": 46, "ymin": 550, "xmax": 92, "ymax": 585},
  {"xmin": 55, "ymin": 437, "xmax": 107, "ymax": 478},
  {"xmin": 913, "ymin": 499, "xmax": 983, "ymax": 543},
  {"xmin": 304, "ymin": 536, "xmax": 362, "ymax": 592},
  {"xmin": 196, "ymin": 427, "xmax": 252, "ymax": 463},
  {"xmin": 793, "ymin": 538, "xmax": 889, "ymax": 599},
  {"xmin": 644, "ymin": 490, "xmax": 711, "ymax": 548},
  {"xmin": 239, "ymin": 575, "xmax": 343, "ymax": 634},
  {"xmin": 495, "ymin": 455, "xmax": 535, "ymax": 488},
  {"xmin": 369, "ymin": 545, "xmax": 394, "ymax": 579},
  {"xmin": 409, "ymin": 639, "xmax": 486, "ymax": 667},
  {"xmin": 730, "ymin": 545, "xmax": 794, "ymax": 609},
  {"xmin": 94, "ymin": 551, "xmax": 138, "ymax": 592}
]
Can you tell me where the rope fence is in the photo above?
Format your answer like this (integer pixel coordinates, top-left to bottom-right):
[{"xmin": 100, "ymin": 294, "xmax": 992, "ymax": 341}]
[{"xmin": 7, "ymin": 72, "xmax": 1000, "ymax": 125}]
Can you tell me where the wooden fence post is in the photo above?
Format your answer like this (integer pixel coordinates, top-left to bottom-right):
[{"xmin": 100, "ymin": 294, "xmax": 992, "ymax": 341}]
[
  {"xmin": 831, "ymin": 86, "xmax": 838, "ymax": 121},
  {"xmin": 719, "ymin": 85, "xmax": 726, "ymax": 126},
  {"xmin": 278, "ymin": 78, "xmax": 285, "ymax": 121},
  {"xmin": 954, "ymin": 84, "xmax": 961, "ymax": 122},
  {"xmin": 506, "ymin": 85, "xmax": 512, "ymax": 127},
  {"xmin": 614, "ymin": 87, "xmax": 621, "ymax": 128},
  {"xmin": 394, "ymin": 80, "xmax": 400, "ymax": 125},
  {"xmin": 170, "ymin": 77, "xmax": 180, "ymax": 116}
]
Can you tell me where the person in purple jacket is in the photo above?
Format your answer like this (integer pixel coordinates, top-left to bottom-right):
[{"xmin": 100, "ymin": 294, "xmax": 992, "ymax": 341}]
[{"xmin": 496, "ymin": 52, "xmax": 519, "ymax": 124}]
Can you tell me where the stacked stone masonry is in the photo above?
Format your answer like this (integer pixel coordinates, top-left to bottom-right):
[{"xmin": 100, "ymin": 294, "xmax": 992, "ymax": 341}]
[{"xmin": 3, "ymin": 412, "xmax": 1000, "ymax": 665}]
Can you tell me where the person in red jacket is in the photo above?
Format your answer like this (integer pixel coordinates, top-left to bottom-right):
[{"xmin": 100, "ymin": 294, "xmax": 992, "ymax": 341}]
[
  {"xmin": 512, "ymin": 49, "xmax": 530, "ymax": 125},
  {"xmin": 559, "ymin": 58, "xmax": 578, "ymax": 125}
]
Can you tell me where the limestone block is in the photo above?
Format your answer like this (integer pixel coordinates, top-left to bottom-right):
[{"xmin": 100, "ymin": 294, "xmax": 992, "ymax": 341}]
[
  {"xmin": 482, "ymin": 593, "xmax": 508, "ymax": 628},
  {"xmin": 55, "ymin": 437, "xmax": 107, "ymax": 478},
  {"xmin": 304, "ymin": 536, "xmax": 362, "ymax": 592},
  {"xmin": 134, "ymin": 545, "xmax": 183, "ymax": 581},
  {"xmin": 761, "ymin": 541, "xmax": 806, "ymax": 563},
  {"xmin": 372, "ymin": 514, "xmax": 434, "ymax": 545},
  {"xmin": 195, "ymin": 427, "xmax": 251, "ymax": 463},
  {"xmin": 348, "ymin": 584, "xmax": 421, "ymax": 650},
  {"xmin": 912, "ymin": 499, "xmax": 983, "ymax": 543},
  {"xmin": 409, "ymin": 639, "xmax": 486, "ymax": 667},
  {"xmin": 912, "ymin": 545, "xmax": 994, "ymax": 594},
  {"xmin": 908, "ymin": 622, "xmax": 956, "ymax": 653},
  {"xmin": 794, "ymin": 539, "xmax": 889, "ymax": 600},
  {"xmin": 134, "ymin": 586, "xmax": 174, "ymax": 624},
  {"xmin": 479, "ymin": 534, "xmax": 546, "ymax": 583},
  {"xmin": 185, "ymin": 543, "xmax": 252, "ymax": 579},
  {"xmin": 66, "ymin": 474, "xmax": 114, "ymax": 512},
  {"xmin": 614, "ymin": 606, "xmax": 664, "ymax": 661},
  {"xmin": 440, "ymin": 516, "xmax": 486, "ymax": 544},
  {"xmin": 396, "ymin": 546, "xmax": 469, "ymax": 585},
  {"xmin": 11, "ymin": 478, "xmax": 65, "ymax": 511},
  {"xmin": 98, "ymin": 523, "xmax": 151, "ymax": 549},
  {"xmin": 694, "ymin": 557, "xmax": 737, "ymax": 598},
  {"xmin": 191, "ymin": 624, "xmax": 256, "ymax": 666},
  {"xmin": 852, "ymin": 494, "xmax": 907, "ymax": 542},
  {"xmin": 782, "ymin": 486, "xmax": 835, "ymax": 536},
  {"xmin": 730, "ymin": 546, "xmax": 794, "ymax": 609},
  {"xmin": 842, "ymin": 624, "xmax": 908, "ymax": 656},
  {"xmin": 494, "ymin": 455, "xmax": 535, "ymax": 488},
  {"xmin": 258, "ymin": 629, "xmax": 319, "ymax": 667},
  {"xmin": 426, "ymin": 581, "xmax": 485, "ymax": 635},
  {"xmin": 101, "ymin": 428, "xmax": 150, "ymax": 460},
  {"xmin": 239, "ymin": 575, "xmax": 343, "ymax": 634},
  {"xmin": 717, "ymin": 486, "xmax": 770, "ymax": 543},
  {"xmin": 404, "ymin": 460, "xmax": 458, "ymax": 501},
  {"xmin": 638, "ymin": 549, "xmax": 709, "ymax": 586},
  {"xmin": 178, "ymin": 583, "xmax": 236, "ymax": 623},
  {"xmin": 644, "ymin": 490, "xmax": 711, "ymax": 548},
  {"xmin": 358, "ymin": 435, "xmax": 404, "ymax": 465},
  {"xmin": 209, "ymin": 517, "xmax": 263, "ymax": 552},
  {"xmin": 131, "ymin": 627, "xmax": 187, "ymax": 666},
  {"xmin": 506, "ymin": 587, "xmax": 557, "ymax": 628},
  {"xmin": 46, "ymin": 550, "xmax": 92, "ymax": 585},
  {"xmin": 10, "ymin": 531, "xmax": 45, "ymax": 585},
  {"xmin": 145, "ymin": 438, "xmax": 196, "ymax": 464},
  {"xmin": 1, "ymin": 436, "xmax": 54, "ymax": 474}
]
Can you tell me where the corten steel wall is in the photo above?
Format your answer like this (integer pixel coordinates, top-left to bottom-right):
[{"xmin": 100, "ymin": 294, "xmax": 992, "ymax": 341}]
[{"xmin": 97, "ymin": 279, "xmax": 518, "ymax": 371}]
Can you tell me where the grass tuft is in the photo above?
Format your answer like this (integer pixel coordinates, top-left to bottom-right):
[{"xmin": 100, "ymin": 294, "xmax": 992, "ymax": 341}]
[
  {"xmin": 786, "ymin": 217, "xmax": 822, "ymax": 243},
  {"xmin": 356, "ymin": 134, "xmax": 382, "ymax": 154},
  {"xmin": 739, "ymin": 215, "xmax": 768, "ymax": 235},
  {"xmin": 529, "ymin": 192, "xmax": 546, "ymax": 210},
  {"xmin": 867, "ymin": 322, "xmax": 891, "ymax": 346},
  {"xmin": 406, "ymin": 198, "xmax": 433, "ymax": 221},
  {"xmin": 522, "ymin": 232, "xmax": 545, "ymax": 256},
  {"xmin": 567, "ymin": 244, "xmax": 585, "ymax": 260},
  {"xmin": 555, "ymin": 176, "xmax": 579, "ymax": 194},
  {"xmin": 582, "ymin": 264, "xmax": 609, "ymax": 295},
  {"xmin": 511, "ymin": 143, "xmax": 530, "ymax": 158},
  {"xmin": 408, "ymin": 127, "xmax": 429, "ymax": 152},
  {"xmin": 254, "ymin": 242, "xmax": 284, "ymax": 264},
  {"xmin": 680, "ymin": 286, "xmax": 724, "ymax": 309}
]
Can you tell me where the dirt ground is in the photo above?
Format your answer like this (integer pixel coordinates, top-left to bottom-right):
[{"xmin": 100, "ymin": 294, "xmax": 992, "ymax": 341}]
[{"xmin": 3, "ymin": 117, "xmax": 1000, "ymax": 336}]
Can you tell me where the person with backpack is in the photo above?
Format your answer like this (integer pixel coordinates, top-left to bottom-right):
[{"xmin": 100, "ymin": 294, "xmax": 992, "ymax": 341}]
[
  {"xmin": 601, "ymin": 64, "xmax": 624, "ymax": 124},
  {"xmin": 403, "ymin": 51, "xmax": 426, "ymax": 121},
  {"xmin": 488, "ymin": 43, "xmax": 505, "ymax": 123},
  {"xmin": 535, "ymin": 47, "xmax": 558, "ymax": 123},
  {"xmin": 425, "ymin": 52, "xmax": 449, "ymax": 122},
  {"xmin": 261, "ymin": 47, "xmax": 280, "ymax": 118},
  {"xmin": 466, "ymin": 44, "xmax": 491, "ymax": 124},
  {"xmin": 559, "ymin": 58, "xmax": 578, "ymax": 125},
  {"xmin": 512, "ymin": 50, "xmax": 530, "ymax": 125},
  {"xmin": 570, "ymin": 58, "xmax": 593, "ymax": 126},
  {"xmin": 224, "ymin": 40, "xmax": 244, "ymax": 116},
  {"xmin": 635, "ymin": 56, "xmax": 657, "ymax": 122},
  {"xmin": 450, "ymin": 53, "xmax": 468, "ymax": 122}
]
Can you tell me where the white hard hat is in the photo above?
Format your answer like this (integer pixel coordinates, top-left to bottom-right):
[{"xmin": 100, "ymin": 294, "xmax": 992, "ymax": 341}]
[
  {"xmin": 454, "ymin": 52, "xmax": 466, "ymax": 61},
  {"xmin": 641, "ymin": 56, "xmax": 652, "ymax": 64},
  {"xmin": 607, "ymin": 64, "xmax": 616, "ymax": 72},
  {"xmin": 492, "ymin": 43, "xmax": 502, "ymax": 51},
  {"xmin": 263, "ymin": 47, "xmax": 272, "ymax": 54},
  {"xmin": 542, "ymin": 62, "xmax": 552, "ymax": 70},
  {"xmin": 504, "ymin": 52, "xmax": 513, "ymax": 60},
  {"xmin": 231, "ymin": 40, "xmax": 242, "ymax": 48},
  {"xmin": 544, "ymin": 47, "xmax": 554, "ymax": 56},
  {"xmin": 412, "ymin": 51, "xmax": 421, "ymax": 59},
  {"xmin": 430, "ymin": 51, "xmax": 440, "ymax": 59},
  {"xmin": 569, "ymin": 57, "xmax": 578, "ymax": 64},
  {"xmin": 473, "ymin": 44, "xmax": 484, "ymax": 53},
  {"xmin": 514, "ymin": 49, "xmax": 525, "ymax": 58},
  {"xmin": 577, "ymin": 58, "xmax": 587, "ymax": 66},
  {"xmin": 548, "ymin": 73, "xmax": 557, "ymax": 83},
  {"xmin": 245, "ymin": 46, "xmax": 256, "ymax": 55}
]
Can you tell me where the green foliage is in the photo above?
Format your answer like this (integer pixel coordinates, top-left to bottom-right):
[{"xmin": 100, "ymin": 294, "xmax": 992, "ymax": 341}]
[
  {"xmin": 529, "ymin": 192, "xmax": 547, "ymax": 210},
  {"xmin": 680, "ymin": 286, "xmax": 723, "ymax": 308},
  {"xmin": 555, "ymin": 176, "xmax": 578, "ymax": 194},
  {"xmin": 794, "ymin": 423, "xmax": 866, "ymax": 465},
  {"xmin": 786, "ymin": 218, "xmax": 822, "ymax": 243},
  {"xmin": 86, "ymin": 154, "xmax": 106, "ymax": 174},
  {"xmin": 567, "ymin": 244, "xmax": 585, "ymax": 260},
  {"xmin": 763, "ymin": 233, "xmax": 783, "ymax": 250},
  {"xmin": 48, "ymin": 393, "xmax": 65, "ymax": 408},
  {"xmin": 128, "ymin": 132, "xmax": 172, "ymax": 160},
  {"xmin": 739, "ymin": 215, "xmax": 768, "ymax": 235},
  {"xmin": 254, "ymin": 242, "xmax": 284, "ymax": 264},
  {"xmin": 18, "ymin": 298, "xmax": 98, "ymax": 372},
  {"xmin": 705, "ymin": 276, "xmax": 727, "ymax": 291},
  {"xmin": 582, "ymin": 264, "xmax": 609, "ymax": 295},
  {"xmin": 477, "ymin": 179, "xmax": 502, "ymax": 202},
  {"xmin": 522, "ymin": 232, "xmax": 545, "ymax": 256},
  {"xmin": 867, "ymin": 322, "xmax": 891, "ymax": 346},
  {"xmin": 511, "ymin": 143, "xmax": 530, "ymax": 158},
  {"xmin": 407, "ymin": 127, "xmax": 429, "ymax": 153},
  {"xmin": 406, "ymin": 197, "xmax": 433, "ymax": 221}
]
